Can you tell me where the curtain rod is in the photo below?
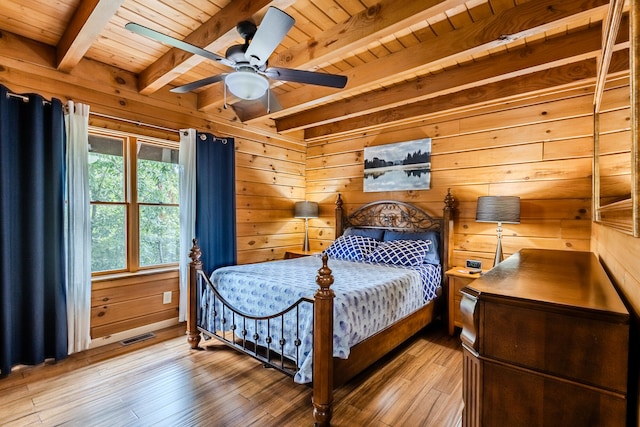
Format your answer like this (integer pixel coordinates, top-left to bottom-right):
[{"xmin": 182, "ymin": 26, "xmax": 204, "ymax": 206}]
[
  {"xmin": 90, "ymin": 111, "xmax": 180, "ymax": 134},
  {"xmin": 6, "ymin": 91, "xmax": 226, "ymax": 141},
  {"xmin": 6, "ymin": 91, "xmax": 50, "ymax": 105},
  {"xmin": 6, "ymin": 91, "xmax": 177, "ymax": 134},
  {"xmin": 91, "ymin": 112, "xmax": 227, "ymax": 142}
]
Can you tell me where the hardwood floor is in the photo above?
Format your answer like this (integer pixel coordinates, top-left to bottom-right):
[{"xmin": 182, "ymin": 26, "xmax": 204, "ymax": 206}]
[{"xmin": 0, "ymin": 322, "xmax": 463, "ymax": 426}]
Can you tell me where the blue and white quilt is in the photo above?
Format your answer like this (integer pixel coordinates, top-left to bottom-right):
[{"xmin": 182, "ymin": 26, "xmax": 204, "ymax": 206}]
[{"xmin": 200, "ymin": 256, "xmax": 440, "ymax": 383}]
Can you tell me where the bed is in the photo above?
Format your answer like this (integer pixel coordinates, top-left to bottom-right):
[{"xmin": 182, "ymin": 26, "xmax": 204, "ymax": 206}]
[{"xmin": 186, "ymin": 190, "xmax": 455, "ymax": 426}]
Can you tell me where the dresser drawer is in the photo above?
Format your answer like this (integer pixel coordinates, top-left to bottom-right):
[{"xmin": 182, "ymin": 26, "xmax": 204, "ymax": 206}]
[
  {"xmin": 482, "ymin": 359, "xmax": 627, "ymax": 427},
  {"xmin": 481, "ymin": 299, "xmax": 629, "ymax": 393}
]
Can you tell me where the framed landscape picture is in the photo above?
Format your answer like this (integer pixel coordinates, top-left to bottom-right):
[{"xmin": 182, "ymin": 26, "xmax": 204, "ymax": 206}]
[{"xmin": 363, "ymin": 138, "xmax": 432, "ymax": 192}]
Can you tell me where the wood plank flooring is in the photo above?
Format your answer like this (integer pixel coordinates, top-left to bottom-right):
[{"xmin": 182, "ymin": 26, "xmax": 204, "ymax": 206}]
[{"xmin": 0, "ymin": 322, "xmax": 464, "ymax": 426}]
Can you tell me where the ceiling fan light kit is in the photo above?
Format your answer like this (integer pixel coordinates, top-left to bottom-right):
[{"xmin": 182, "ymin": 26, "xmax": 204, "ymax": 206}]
[
  {"xmin": 125, "ymin": 6, "xmax": 347, "ymax": 115},
  {"xmin": 225, "ymin": 71, "xmax": 269, "ymax": 100}
]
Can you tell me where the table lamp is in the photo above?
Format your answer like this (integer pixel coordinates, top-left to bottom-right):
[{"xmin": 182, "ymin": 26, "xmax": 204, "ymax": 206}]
[
  {"xmin": 294, "ymin": 201, "xmax": 318, "ymax": 252},
  {"xmin": 476, "ymin": 196, "xmax": 520, "ymax": 267}
]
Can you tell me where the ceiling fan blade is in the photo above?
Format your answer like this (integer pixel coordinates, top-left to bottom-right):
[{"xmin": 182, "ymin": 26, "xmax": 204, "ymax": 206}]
[
  {"xmin": 125, "ymin": 22, "xmax": 233, "ymax": 67},
  {"xmin": 264, "ymin": 67, "xmax": 348, "ymax": 88},
  {"xmin": 245, "ymin": 7, "xmax": 294, "ymax": 67},
  {"xmin": 170, "ymin": 74, "xmax": 227, "ymax": 93}
]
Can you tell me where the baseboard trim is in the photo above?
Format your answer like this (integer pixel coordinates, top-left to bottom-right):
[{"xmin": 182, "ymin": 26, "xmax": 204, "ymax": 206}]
[{"xmin": 89, "ymin": 318, "xmax": 180, "ymax": 349}]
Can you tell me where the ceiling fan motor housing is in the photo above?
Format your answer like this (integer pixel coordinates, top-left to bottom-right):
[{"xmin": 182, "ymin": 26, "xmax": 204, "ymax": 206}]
[
  {"xmin": 236, "ymin": 20, "xmax": 257, "ymax": 42},
  {"xmin": 225, "ymin": 44, "xmax": 250, "ymax": 65}
]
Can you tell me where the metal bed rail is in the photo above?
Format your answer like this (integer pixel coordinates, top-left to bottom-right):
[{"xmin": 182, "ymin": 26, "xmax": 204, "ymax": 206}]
[{"xmin": 195, "ymin": 269, "xmax": 314, "ymax": 377}]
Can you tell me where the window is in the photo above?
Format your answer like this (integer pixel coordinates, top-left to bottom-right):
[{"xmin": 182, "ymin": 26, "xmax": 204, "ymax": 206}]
[{"xmin": 88, "ymin": 131, "xmax": 180, "ymax": 274}]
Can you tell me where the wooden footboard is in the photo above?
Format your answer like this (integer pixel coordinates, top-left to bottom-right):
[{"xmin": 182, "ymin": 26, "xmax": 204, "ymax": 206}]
[
  {"xmin": 312, "ymin": 254, "xmax": 335, "ymax": 426},
  {"xmin": 187, "ymin": 241, "xmax": 202, "ymax": 350},
  {"xmin": 187, "ymin": 241, "xmax": 336, "ymax": 426},
  {"xmin": 187, "ymin": 242, "xmax": 316, "ymax": 374}
]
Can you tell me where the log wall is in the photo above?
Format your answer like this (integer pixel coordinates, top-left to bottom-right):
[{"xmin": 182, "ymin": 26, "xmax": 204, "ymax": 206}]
[
  {"xmin": 3, "ymin": 27, "xmax": 639, "ymax": 357},
  {"xmin": 0, "ymin": 33, "xmax": 307, "ymax": 338},
  {"xmin": 305, "ymin": 88, "xmax": 609, "ymax": 268}
]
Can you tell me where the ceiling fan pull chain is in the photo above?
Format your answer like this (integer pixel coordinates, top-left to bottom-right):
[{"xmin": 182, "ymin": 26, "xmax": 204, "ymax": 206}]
[
  {"xmin": 267, "ymin": 87, "xmax": 271, "ymax": 113},
  {"xmin": 223, "ymin": 81, "xmax": 228, "ymax": 110}
]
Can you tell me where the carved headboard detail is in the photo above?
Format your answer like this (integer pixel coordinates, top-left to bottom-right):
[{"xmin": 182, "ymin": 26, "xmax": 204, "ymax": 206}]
[{"xmin": 344, "ymin": 200, "xmax": 441, "ymax": 232}]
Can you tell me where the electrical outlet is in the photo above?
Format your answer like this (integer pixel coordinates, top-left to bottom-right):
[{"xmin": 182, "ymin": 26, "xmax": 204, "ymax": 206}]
[{"xmin": 163, "ymin": 291, "xmax": 172, "ymax": 304}]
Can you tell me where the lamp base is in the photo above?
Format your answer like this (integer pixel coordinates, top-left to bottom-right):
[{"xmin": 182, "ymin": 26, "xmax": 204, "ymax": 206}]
[
  {"xmin": 493, "ymin": 235, "xmax": 503, "ymax": 267},
  {"xmin": 492, "ymin": 221, "xmax": 504, "ymax": 267},
  {"xmin": 302, "ymin": 218, "xmax": 310, "ymax": 252}
]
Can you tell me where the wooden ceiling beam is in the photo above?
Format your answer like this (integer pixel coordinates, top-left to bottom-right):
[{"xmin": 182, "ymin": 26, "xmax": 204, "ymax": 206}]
[
  {"xmin": 0, "ymin": 27, "xmax": 267, "ymax": 139},
  {"xmin": 136, "ymin": 0, "xmax": 298, "ymax": 95},
  {"xmin": 196, "ymin": 0, "xmax": 467, "ymax": 112},
  {"xmin": 57, "ymin": 0, "xmax": 126, "ymax": 72},
  {"xmin": 269, "ymin": 0, "xmax": 466, "ymax": 70},
  {"xmin": 276, "ymin": 21, "xmax": 628, "ymax": 132},
  {"xmin": 235, "ymin": 0, "xmax": 610, "ymax": 123},
  {"xmin": 303, "ymin": 49, "xmax": 630, "ymax": 140}
]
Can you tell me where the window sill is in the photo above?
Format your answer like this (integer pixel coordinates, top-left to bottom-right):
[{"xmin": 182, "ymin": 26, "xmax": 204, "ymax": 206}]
[{"xmin": 92, "ymin": 266, "xmax": 179, "ymax": 283}]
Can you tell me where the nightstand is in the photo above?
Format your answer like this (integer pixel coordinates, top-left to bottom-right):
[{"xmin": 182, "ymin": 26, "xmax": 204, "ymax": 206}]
[
  {"xmin": 445, "ymin": 267, "xmax": 485, "ymax": 335},
  {"xmin": 284, "ymin": 249, "xmax": 315, "ymax": 259}
]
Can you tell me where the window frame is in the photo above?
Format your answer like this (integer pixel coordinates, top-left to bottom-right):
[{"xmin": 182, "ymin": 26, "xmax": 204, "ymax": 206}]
[{"xmin": 89, "ymin": 128, "xmax": 180, "ymax": 277}]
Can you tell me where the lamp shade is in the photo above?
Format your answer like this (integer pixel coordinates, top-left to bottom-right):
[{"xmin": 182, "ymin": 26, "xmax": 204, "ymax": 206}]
[
  {"xmin": 294, "ymin": 201, "xmax": 319, "ymax": 219},
  {"xmin": 476, "ymin": 196, "xmax": 520, "ymax": 224},
  {"xmin": 225, "ymin": 71, "xmax": 269, "ymax": 100}
]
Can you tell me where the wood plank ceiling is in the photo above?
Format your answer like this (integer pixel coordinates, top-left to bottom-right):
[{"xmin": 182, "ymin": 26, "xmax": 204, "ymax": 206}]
[{"xmin": 0, "ymin": 0, "xmax": 628, "ymax": 141}]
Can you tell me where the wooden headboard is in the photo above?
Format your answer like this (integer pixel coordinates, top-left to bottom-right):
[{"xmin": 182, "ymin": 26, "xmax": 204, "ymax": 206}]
[{"xmin": 333, "ymin": 190, "xmax": 455, "ymax": 272}]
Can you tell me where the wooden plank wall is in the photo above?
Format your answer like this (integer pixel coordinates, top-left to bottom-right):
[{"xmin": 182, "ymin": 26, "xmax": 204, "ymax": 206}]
[
  {"xmin": 593, "ymin": 224, "xmax": 640, "ymax": 314},
  {"xmin": 235, "ymin": 134, "xmax": 307, "ymax": 264},
  {"xmin": 0, "ymin": 50, "xmax": 308, "ymax": 337},
  {"xmin": 3, "ymin": 30, "xmax": 636, "ymax": 344},
  {"xmin": 591, "ymin": 223, "xmax": 640, "ymax": 425},
  {"xmin": 304, "ymin": 87, "xmax": 611, "ymax": 268},
  {"xmin": 91, "ymin": 271, "xmax": 179, "ymax": 338}
]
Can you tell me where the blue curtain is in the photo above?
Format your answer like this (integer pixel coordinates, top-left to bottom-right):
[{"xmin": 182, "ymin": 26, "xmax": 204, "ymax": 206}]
[
  {"xmin": 195, "ymin": 133, "xmax": 236, "ymax": 274},
  {"xmin": 0, "ymin": 86, "xmax": 67, "ymax": 376}
]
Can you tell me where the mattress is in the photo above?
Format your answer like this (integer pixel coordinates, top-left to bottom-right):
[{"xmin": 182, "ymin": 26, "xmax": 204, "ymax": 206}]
[{"xmin": 200, "ymin": 255, "xmax": 441, "ymax": 383}]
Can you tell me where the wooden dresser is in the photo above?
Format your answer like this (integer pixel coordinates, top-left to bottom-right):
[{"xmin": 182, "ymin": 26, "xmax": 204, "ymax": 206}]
[{"xmin": 460, "ymin": 249, "xmax": 629, "ymax": 427}]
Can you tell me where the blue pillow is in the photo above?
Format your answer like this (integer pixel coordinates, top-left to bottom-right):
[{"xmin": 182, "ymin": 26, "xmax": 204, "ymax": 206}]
[
  {"xmin": 343, "ymin": 227, "xmax": 384, "ymax": 240},
  {"xmin": 366, "ymin": 239, "xmax": 431, "ymax": 267},
  {"xmin": 324, "ymin": 235, "xmax": 379, "ymax": 261},
  {"xmin": 383, "ymin": 230, "xmax": 440, "ymax": 264}
]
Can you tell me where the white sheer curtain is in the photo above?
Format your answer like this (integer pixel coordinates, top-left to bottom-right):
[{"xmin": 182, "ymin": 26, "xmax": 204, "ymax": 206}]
[
  {"xmin": 64, "ymin": 100, "xmax": 92, "ymax": 353},
  {"xmin": 178, "ymin": 129, "xmax": 197, "ymax": 321}
]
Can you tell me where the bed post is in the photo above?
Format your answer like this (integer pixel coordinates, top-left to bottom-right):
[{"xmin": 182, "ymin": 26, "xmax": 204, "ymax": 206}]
[
  {"xmin": 335, "ymin": 194, "xmax": 344, "ymax": 237},
  {"xmin": 187, "ymin": 238, "xmax": 202, "ymax": 349},
  {"xmin": 442, "ymin": 188, "xmax": 455, "ymax": 271},
  {"xmin": 313, "ymin": 254, "xmax": 335, "ymax": 426}
]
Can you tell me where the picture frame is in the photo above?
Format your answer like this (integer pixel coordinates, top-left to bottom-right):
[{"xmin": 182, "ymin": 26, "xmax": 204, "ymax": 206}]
[{"xmin": 363, "ymin": 138, "xmax": 432, "ymax": 192}]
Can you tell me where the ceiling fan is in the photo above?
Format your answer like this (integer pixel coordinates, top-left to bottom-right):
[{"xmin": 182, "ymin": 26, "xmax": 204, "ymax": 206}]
[{"xmin": 125, "ymin": 7, "xmax": 348, "ymax": 112}]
